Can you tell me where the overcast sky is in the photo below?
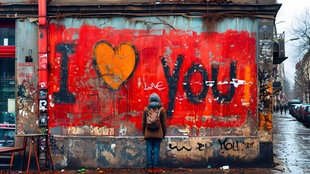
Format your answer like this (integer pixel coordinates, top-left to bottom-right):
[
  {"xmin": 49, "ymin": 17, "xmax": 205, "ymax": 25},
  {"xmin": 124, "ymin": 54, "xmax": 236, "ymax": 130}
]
[{"xmin": 276, "ymin": 0, "xmax": 310, "ymax": 87}]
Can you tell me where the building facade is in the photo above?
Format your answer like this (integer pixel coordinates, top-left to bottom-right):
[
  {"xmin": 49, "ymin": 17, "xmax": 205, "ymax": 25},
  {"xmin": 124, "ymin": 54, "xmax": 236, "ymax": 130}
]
[
  {"xmin": 0, "ymin": 0, "xmax": 280, "ymax": 170},
  {"xmin": 295, "ymin": 50, "xmax": 310, "ymax": 103},
  {"xmin": 272, "ymin": 32, "xmax": 287, "ymax": 111}
]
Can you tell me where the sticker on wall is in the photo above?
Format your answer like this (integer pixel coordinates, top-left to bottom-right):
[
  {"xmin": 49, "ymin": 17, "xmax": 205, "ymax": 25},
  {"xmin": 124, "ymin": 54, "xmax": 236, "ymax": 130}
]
[{"xmin": 93, "ymin": 41, "xmax": 137, "ymax": 90}]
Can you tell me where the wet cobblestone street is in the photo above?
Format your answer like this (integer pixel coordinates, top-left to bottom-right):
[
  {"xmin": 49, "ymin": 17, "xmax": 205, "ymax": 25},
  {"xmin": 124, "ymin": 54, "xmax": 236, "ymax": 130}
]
[{"xmin": 273, "ymin": 111, "xmax": 310, "ymax": 174}]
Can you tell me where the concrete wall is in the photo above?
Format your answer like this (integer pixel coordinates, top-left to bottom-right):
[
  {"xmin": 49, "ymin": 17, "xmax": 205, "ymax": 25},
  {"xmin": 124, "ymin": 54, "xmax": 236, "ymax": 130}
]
[
  {"xmin": 14, "ymin": 13, "xmax": 275, "ymax": 170},
  {"xmin": 51, "ymin": 136, "xmax": 260, "ymax": 169},
  {"xmin": 15, "ymin": 19, "xmax": 39, "ymax": 134}
]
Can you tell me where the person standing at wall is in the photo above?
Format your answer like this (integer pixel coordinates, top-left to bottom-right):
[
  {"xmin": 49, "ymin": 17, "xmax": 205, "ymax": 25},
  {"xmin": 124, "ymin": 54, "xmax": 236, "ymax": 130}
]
[{"xmin": 142, "ymin": 93, "xmax": 167, "ymax": 173}]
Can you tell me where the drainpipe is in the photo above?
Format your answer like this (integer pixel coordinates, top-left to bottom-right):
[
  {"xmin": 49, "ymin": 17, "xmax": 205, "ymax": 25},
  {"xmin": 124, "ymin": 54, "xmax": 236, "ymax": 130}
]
[
  {"xmin": 38, "ymin": 0, "xmax": 47, "ymax": 87},
  {"xmin": 38, "ymin": 0, "xmax": 48, "ymax": 133},
  {"xmin": 38, "ymin": 0, "xmax": 47, "ymax": 88}
]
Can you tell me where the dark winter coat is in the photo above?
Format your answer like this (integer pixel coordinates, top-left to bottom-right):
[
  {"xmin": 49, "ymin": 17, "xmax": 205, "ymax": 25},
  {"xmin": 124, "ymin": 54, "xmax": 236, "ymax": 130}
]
[
  {"xmin": 142, "ymin": 93, "xmax": 167, "ymax": 139},
  {"xmin": 143, "ymin": 107, "xmax": 167, "ymax": 139}
]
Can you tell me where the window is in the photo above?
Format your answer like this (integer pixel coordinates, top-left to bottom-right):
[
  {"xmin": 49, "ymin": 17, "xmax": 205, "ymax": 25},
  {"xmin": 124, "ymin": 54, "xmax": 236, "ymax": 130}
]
[
  {"xmin": 0, "ymin": 28, "xmax": 15, "ymax": 46},
  {"xmin": 0, "ymin": 19, "xmax": 15, "ymax": 46},
  {"xmin": 0, "ymin": 19, "xmax": 15, "ymax": 147}
]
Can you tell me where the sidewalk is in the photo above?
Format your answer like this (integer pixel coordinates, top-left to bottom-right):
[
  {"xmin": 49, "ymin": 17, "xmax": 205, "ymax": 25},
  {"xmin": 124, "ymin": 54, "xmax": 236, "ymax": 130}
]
[
  {"xmin": 1, "ymin": 166, "xmax": 284, "ymax": 174},
  {"xmin": 50, "ymin": 168, "xmax": 280, "ymax": 174},
  {"xmin": 1, "ymin": 142, "xmax": 288, "ymax": 174}
]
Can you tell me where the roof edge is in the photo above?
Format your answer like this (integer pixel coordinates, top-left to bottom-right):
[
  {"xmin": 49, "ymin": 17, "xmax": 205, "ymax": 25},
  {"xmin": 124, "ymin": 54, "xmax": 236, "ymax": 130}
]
[{"xmin": 0, "ymin": 3, "xmax": 281, "ymax": 19}]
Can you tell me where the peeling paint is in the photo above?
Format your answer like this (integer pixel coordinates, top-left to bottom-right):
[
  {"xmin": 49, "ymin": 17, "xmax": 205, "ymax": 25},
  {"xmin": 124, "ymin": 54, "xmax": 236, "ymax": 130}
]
[{"xmin": 14, "ymin": 14, "xmax": 275, "ymax": 169}]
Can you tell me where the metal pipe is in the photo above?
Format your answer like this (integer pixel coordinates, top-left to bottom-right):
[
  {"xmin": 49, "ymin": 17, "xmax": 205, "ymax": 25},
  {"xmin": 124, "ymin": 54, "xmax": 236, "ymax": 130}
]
[{"xmin": 38, "ymin": 0, "xmax": 48, "ymax": 89}]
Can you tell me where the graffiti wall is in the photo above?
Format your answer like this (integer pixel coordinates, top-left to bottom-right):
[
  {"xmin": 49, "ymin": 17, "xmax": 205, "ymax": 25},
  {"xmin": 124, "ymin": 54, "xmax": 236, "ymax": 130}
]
[
  {"xmin": 50, "ymin": 136, "xmax": 258, "ymax": 169},
  {"xmin": 257, "ymin": 21, "xmax": 274, "ymax": 143},
  {"xmin": 15, "ymin": 20, "xmax": 39, "ymax": 135},
  {"xmin": 48, "ymin": 17, "xmax": 257, "ymax": 137}
]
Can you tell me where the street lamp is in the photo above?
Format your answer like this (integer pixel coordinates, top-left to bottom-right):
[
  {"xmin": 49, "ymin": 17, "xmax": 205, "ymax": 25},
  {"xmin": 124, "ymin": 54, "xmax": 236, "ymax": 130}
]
[
  {"xmin": 276, "ymin": 21, "xmax": 286, "ymax": 25},
  {"xmin": 285, "ymin": 38, "xmax": 299, "ymax": 43}
]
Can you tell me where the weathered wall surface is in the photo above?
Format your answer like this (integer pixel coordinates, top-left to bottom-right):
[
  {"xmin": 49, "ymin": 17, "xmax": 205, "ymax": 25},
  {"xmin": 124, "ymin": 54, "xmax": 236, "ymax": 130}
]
[
  {"xmin": 48, "ymin": 17, "xmax": 258, "ymax": 136},
  {"xmin": 257, "ymin": 19, "xmax": 274, "ymax": 153},
  {"xmin": 51, "ymin": 136, "xmax": 258, "ymax": 169},
  {"xmin": 14, "ymin": 14, "xmax": 275, "ymax": 169},
  {"xmin": 15, "ymin": 19, "xmax": 39, "ymax": 135},
  {"xmin": 44, "ymin": 16, "xmax": 262, "ymax": 169}
]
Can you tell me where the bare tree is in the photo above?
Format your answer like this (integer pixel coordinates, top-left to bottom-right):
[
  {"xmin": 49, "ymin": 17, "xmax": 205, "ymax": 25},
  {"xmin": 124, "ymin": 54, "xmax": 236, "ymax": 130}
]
[
  {"xmin": 292, "ymin": 9, "xmax": 310, "ymax": 102},
  {"xmin": 292, "ymin": 9, "xmax": 310, "ymax": 56}
]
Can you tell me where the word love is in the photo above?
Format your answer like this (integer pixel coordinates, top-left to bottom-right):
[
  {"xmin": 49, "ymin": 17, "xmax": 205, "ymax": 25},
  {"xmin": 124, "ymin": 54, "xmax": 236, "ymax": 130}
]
[{"xmin": 144, "ymin": 81, "xmax": 166, "ymax": 90}]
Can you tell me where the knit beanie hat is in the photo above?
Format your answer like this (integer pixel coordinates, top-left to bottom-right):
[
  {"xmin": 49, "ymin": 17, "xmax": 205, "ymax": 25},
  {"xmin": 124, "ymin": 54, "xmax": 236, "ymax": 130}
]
[{"xmin": 148, "ymin": 93, "xmax": 162, "ymax": 109}]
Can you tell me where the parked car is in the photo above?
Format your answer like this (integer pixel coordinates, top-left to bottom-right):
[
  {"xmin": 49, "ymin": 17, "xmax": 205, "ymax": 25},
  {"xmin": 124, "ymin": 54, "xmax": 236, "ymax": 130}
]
[
  {"xmin": 298, "ymin": 104, "xmax": 310, "ymax": 123},
  {"xmin": 289, "ymin": 104, "xmax": 300, "ymax": 115},
  {"xmin": 287, "ymin": 99, "xmax": 302, "ymax": 108},
  {"xmin": 292, "ymin": 104, "xmax": 303, "ymax": 119},
  {"xmin": 303, "ymin": 105, "xmax": 310, "ymax": 125}
]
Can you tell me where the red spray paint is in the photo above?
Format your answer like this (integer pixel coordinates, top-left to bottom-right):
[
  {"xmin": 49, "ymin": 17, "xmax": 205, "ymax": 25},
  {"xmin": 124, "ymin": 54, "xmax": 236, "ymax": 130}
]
[{"xmin": 48, "ymin": 24, "xmax": 257, "ymax": 132}]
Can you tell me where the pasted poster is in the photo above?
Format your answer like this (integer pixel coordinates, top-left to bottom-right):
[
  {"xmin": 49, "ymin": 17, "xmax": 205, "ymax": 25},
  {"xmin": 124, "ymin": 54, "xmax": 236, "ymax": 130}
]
[{"xmin": 17, "ymin": 63, "xmax": 35, "ymax": 85}]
